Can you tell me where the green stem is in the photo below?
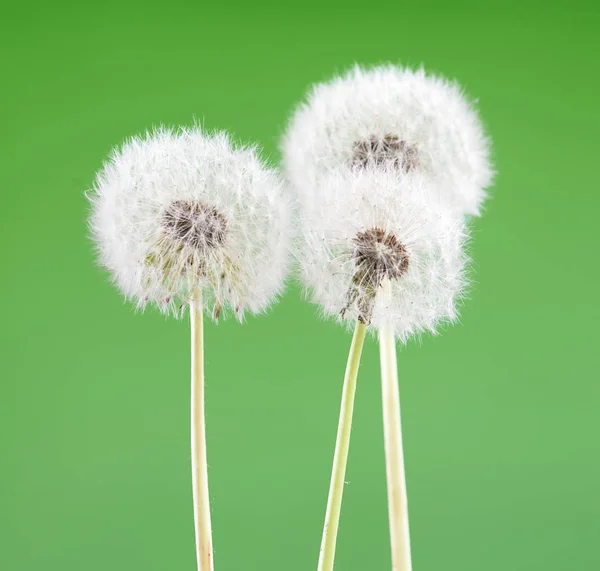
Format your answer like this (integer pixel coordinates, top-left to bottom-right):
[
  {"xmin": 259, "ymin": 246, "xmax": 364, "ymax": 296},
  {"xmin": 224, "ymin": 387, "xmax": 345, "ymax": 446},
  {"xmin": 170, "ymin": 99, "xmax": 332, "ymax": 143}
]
[
  {"xmin": 190, "ymin": 291, "xmax": 214, "ymax": 571},
  {"xmin": 317, "ymin": 320, "xmax": 368, "ymax": 571},
  {"xmin": 379, "ymin": 278, "xmax": 412, "ymax": 571}
]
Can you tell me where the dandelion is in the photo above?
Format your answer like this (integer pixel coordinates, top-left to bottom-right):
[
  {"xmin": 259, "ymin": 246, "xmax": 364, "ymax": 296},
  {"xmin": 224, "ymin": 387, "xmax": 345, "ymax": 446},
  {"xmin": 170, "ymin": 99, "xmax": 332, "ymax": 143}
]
[
  {"xmin": 283, "ymin": 64, "xmax": 493, "ymax": 216},
  {"xmin": 283, "ymin": 66, "xmax": 475, "ymax": 570},
  {"xmin": 300, "ymin": 169, "xmax": 467, "ymax": 341},
  {"xmin": 89, "ymin": 126, "xmax": 292, "ymax": 571}
]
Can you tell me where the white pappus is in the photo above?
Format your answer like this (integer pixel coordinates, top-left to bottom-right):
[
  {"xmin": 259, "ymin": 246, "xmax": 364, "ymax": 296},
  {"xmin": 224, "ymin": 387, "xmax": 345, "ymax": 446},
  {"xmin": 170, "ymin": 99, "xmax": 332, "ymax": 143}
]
[
  {"xmin": 89, "ymin": 126, "xmax": 292, "ymax": 319},
  {"xmin": 298, "ymin": 169, "xmax": 469, "ymax": 342},
  {"xmin": 282, "ymin": 64, "xmax": 493, "ymax": 217}
]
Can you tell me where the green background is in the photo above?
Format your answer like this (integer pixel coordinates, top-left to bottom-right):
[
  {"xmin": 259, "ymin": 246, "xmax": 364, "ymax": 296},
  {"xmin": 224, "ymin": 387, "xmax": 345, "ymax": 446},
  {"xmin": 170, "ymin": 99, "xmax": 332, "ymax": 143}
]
[{"xmin": 2, "ymin": 2, "xmax": 599, "ymax": 570}]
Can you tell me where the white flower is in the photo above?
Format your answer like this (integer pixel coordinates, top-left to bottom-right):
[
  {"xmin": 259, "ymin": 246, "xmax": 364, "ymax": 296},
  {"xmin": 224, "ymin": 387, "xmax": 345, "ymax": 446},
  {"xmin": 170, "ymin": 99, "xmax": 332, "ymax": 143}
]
[
  {"xmin": 282, "ymin": 64, "xmax": 493, "ymax": 216},
  {"xmin": 297, "ymin": 169, "xmax": 469, "ymax": 342},
  {"xmin": 89, "ymin": 126, "xmax": 292, "ymax": 319}
]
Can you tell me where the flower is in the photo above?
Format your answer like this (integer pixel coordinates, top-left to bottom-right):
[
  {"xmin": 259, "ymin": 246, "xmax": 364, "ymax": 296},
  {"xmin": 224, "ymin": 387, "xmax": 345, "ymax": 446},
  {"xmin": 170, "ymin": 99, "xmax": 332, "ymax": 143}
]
[
  {"xmin": 89, "ymin": 126, "xmax": 292, "ymax": 319},
  {"xmin": 297, "ymin": 169, "xmax": 469, "ymax": 342},
  {"xmin": 282, "ymin": 64, "xmax": 493, "ymax": 216}
]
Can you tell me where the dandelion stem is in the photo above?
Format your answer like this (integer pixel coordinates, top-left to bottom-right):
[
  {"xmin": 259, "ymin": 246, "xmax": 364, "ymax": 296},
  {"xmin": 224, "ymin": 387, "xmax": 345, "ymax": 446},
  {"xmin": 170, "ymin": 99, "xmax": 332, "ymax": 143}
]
[
  {"xmin": 317, "ymin": 320, "xmax": 367, "ymax": 571},
  {"xmin": 190, "ymin": 291, "xmax": 214, "ymax": 571},
  {"xmin": 379, "ymin": 278, "xmax": 412, "ymax": 571}
]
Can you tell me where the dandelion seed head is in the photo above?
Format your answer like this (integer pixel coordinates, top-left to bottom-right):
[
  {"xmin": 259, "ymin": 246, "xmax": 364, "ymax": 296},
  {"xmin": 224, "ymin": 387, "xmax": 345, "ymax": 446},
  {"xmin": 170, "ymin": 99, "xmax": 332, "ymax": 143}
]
[
  {"xmin": 296, "ymin": 169, "xmax": 469, "ymax": 342},
  {"xmin": 88, "ymin": 126, "xmax": 292, "ymax": 320},
  {"xmin": 282, "ymin": 64, "xmax": 493, "ymax": 216}
]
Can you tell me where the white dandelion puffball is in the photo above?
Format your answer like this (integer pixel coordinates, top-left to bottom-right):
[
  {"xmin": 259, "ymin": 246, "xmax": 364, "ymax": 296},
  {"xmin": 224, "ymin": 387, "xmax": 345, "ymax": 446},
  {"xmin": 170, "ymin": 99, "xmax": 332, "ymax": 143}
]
[
  {"xmin": 282, "ymin": 64, "xmax": 492, "ymax": 216},
  {"xmin": 298, "ymin": 169, "xmax": 469, "ymax": 342},
  {"xmin": 89, "ymin": 127, "xmax": 292, "ymax": 319}
]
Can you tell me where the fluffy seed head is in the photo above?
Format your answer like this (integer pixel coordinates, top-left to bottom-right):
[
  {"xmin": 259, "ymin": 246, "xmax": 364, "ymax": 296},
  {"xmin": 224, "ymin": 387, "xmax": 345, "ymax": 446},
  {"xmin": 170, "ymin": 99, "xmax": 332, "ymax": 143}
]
[
  {"xmin": 89, "ymin": 127, "xmax": 292, "ymax": 319},
  {"xmin": 297, "ymin": 169, "xmax": 469, "ymax": 341},
  {"xmin": 282, "ymin": 64, "xmax": 493, "ymax": 216}
]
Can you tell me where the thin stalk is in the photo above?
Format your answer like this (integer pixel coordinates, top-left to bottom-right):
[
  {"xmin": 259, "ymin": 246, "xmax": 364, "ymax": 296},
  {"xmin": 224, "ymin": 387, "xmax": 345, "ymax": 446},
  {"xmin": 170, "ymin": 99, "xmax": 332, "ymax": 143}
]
[
  {"xmin": 190, "ymin": 291, "xmax": 214, "ymax": 571},
  {"xmin": 379, "ymin": 278, "xmax": 412, "ymax": 571},
  {"xmin": 318, "ymin": 320, "xmax": 368, "ymax": 571}
]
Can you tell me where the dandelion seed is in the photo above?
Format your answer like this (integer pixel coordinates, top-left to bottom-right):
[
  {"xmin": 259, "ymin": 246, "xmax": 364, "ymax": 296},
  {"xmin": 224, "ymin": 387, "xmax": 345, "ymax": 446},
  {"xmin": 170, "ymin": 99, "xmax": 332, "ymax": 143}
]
[
  {"xmin": 90, "ymin": 126, "xmax": 291, "ymax": 320},
  {"xmin": 283, "ymin": 64, "xmax": 493, "ymax": 216},
  {"xmin": 299, "ymin": 169, "xmax": 468, "ymax": 342}
]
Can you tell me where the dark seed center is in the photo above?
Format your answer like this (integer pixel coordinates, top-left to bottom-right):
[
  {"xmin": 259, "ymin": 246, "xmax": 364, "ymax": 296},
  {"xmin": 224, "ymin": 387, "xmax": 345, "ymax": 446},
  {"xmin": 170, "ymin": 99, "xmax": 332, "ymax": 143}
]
[
  {"xmin": 342, "ymin": 227, "xmax": 409, "ymax": 324},
  {"xmin": 352, "ymin": 134, "xmax": 418, "ymax": 172},
  {"xmin": 353, "ymin": 227, "xmax": 409, "ymax": 281},
  {"xmin": 162, "ymin": 200, "xmax": 227, "ymax": 250}
]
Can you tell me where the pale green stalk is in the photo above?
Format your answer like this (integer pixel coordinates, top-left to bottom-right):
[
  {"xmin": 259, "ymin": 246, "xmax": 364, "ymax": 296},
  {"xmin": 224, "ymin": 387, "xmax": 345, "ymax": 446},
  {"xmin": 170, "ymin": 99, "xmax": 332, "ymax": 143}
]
[
  {"xmin": 317, "ymin": 321, "xmax": 368, "ymax": 571},
  {"xmin": 379, "ymin": 278, "xmax": 412, "ymax": 571},
  {"xmin": 190, "ymin": 290, "xmax": 214, "ymax": 571}
]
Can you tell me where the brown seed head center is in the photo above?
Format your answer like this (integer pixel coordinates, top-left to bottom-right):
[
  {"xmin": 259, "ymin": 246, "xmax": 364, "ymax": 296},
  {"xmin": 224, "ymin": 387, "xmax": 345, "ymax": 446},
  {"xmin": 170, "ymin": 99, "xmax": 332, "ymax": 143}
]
[
  {"xmin": 352, "ymin": 134, "xmax": 418, "ymax": 172},
  {"xmin": 342, "ymin": 227, "xmax": 409, "ymax": 324},
  {"xmin": 162, "ymin": 200, "xmax": 227, "ymax": 250},
  {"xmin": 353, "ymin": 227, "xmax": 409, "ymax": 281}
]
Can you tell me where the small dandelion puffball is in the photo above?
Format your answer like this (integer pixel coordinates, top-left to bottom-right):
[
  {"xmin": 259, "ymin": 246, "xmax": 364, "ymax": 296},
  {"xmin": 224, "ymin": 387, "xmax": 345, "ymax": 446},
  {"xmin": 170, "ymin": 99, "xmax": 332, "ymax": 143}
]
[
  {"xmin": 298, "ymin": 169, "xmax": 468, "ymax": 342},
  {"xmin": 89, "ymin": 127, "xmax": 292, "ymax": 319},
  {"xmin": 282, "ymin": 65, "xmax": 493, "ymax": 216}
]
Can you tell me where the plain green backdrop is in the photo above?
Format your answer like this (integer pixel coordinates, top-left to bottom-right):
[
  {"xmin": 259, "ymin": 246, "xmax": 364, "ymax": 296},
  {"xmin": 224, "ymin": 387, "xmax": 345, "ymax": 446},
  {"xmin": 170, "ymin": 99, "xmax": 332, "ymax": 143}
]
[{"xmin": 1, "ymin": 1, "xmax": 599, "ymax": 570}]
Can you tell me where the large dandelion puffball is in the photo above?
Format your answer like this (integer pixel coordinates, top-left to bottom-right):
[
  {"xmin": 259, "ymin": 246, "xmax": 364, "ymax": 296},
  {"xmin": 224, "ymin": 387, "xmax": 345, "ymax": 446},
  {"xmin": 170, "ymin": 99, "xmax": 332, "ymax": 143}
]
[
  {"xmin": 298, "ymin": 169, "xmax": 469, "ymax": 342},
  {"xmin": 283, "ymin": 65, "xmax": 493, "ymax": 216},
  {"xmin": 89, "ymin": 127, "xmax": 292, "ymax": 319}
]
